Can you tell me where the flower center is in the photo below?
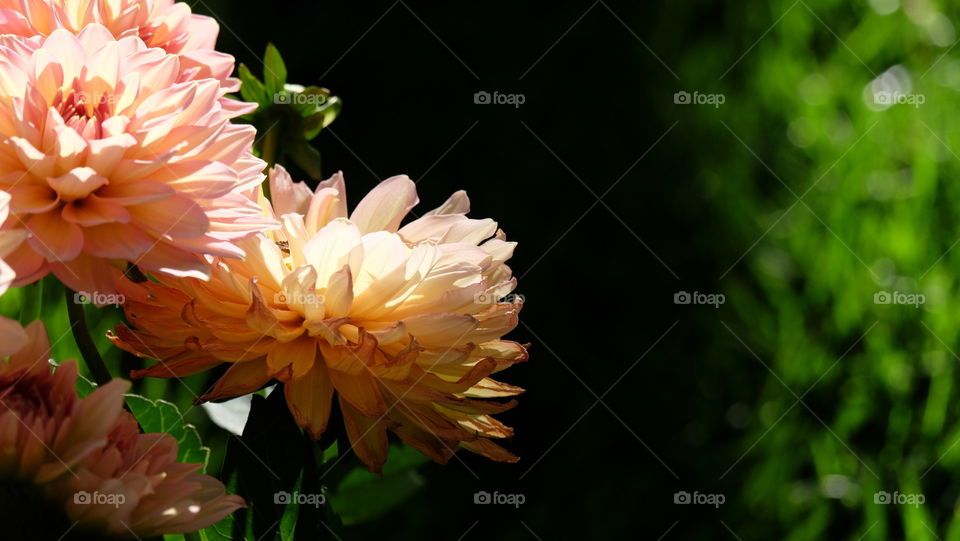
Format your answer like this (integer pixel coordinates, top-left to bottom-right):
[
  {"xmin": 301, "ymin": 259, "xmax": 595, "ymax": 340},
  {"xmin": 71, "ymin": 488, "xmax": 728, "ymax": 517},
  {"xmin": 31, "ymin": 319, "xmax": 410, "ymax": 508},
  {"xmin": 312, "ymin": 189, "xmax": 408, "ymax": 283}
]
[{"xmin": 56, "ymin": 89, "xmax": 109, "ymax": 139}]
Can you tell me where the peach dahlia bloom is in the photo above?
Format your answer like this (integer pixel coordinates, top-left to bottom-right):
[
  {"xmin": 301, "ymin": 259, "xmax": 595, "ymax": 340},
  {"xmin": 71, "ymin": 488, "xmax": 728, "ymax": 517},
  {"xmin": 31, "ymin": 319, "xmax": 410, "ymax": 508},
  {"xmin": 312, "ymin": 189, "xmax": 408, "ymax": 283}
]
[
  {"xmin": 0, "ymin": 0, "xmax": 248, "ymax": 114},
  {"xmin": 0, "ymin": 320, "xmax": 244, "ymax": 537},
  {"xmin": 0, "ymin": 26, "xmax": 274, "ymax": 295},
  {"xmin": 112, "ymin": 166, "xmax": 528, "ymax": 472}
]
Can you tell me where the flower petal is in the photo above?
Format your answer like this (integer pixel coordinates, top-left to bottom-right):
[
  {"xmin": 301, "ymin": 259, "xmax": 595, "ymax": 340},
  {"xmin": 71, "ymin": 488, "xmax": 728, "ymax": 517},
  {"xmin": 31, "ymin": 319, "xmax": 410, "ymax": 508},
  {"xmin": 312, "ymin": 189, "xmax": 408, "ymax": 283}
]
[{"xmin": 349, "ymin": 175, "xmax": 418, "ymax": 234}]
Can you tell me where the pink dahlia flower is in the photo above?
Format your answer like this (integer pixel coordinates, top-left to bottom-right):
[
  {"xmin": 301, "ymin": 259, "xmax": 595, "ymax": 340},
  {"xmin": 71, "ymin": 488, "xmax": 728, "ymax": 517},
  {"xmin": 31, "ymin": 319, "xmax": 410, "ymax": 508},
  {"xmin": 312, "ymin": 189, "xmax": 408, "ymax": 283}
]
[
  {"xmin": 0, "ymin": 320, "xmax": 128, "ymax": 484},
  {"xmin": 0, "ymin": 0, "xmax": 249, "ymax": 115},
  {"xmin": 0, "ymin": 319, "xmax": 244, "ymax": 537},
  {"xmin": 0, "ymin": 25, "xmax": 275, "ymax": 295}
]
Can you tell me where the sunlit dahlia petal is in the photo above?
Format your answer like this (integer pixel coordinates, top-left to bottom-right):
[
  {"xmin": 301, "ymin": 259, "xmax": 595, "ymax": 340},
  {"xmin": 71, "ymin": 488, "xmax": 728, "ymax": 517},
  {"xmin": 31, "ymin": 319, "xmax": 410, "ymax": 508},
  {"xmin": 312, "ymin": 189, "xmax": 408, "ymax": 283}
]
[
  {"xmin": 348, "ymin": 174, "xmax": 418, "ymax": 234},
  {"xmin": 0, "ymin": 27, "xmax": 276, "ymax": 295},
  {"xmin": 114, "ymin": 165, "xmax": 527, "ymax": 471}
]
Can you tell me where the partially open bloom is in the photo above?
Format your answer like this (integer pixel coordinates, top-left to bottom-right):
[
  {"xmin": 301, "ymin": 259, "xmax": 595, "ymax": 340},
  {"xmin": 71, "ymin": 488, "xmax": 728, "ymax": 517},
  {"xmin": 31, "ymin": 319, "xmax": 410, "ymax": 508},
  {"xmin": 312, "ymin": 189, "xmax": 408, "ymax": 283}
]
[
  {"xmin": 0, "ymin": 26, "xmax": 275, "ymax": 295},
  {"xmin": 0, "ymin": 321, "xmax": 127, "ymax": 484},
  {"xmin": 53, "ymin": 409, "xmax": 246, "ymax": 537},
  {"xmin": 112, "ymin": 166, "xmax": 527, "ymax": 472},
  {"xmin": 0, "ymin": 320, "xmax": 244, "ymax": 538},
  {"xmin": 0, "ymin": 0, "xmax": 247, "ymax": 113}
]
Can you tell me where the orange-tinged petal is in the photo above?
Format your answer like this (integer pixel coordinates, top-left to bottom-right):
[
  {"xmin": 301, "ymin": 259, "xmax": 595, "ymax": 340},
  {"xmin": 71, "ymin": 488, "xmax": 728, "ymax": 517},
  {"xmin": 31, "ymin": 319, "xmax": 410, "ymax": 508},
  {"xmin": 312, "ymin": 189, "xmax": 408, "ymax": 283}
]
[
  {"xmin": 200, "ymin": 359, "xmax": 272, "ymax": 403},
  {"xmin": 327, "ymin": 369, "xmax": 385, "ymax": 418},
  {"xmin": 8, "ymin": 184, "xmax": 59, "ymax": 214},
  {"xmin": 62, "ymin": 195, "xmax": 130, "ymax": 225},
  {"xmin": 340, "ymin": 397, "xmax": 388, "ymax": 473},
  {"xmin": 26, "ymin": 211, "xmax": 83, "ymax": 261},
  {"xmin": 285, "ymin": 362, "xmax": 334, "ymax": 439},
  {"xmin": 266, "ymin": 336, "xmax": 316, "ymax": 379}
]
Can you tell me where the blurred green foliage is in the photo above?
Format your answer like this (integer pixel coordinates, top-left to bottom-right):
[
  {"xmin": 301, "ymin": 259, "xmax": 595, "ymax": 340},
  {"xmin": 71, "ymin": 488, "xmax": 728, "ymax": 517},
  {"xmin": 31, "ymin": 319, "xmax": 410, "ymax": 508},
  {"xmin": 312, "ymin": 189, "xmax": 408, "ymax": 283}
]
[{"xmin": 684, "ymin": 0, "xmax": 960, "ymax": 538}]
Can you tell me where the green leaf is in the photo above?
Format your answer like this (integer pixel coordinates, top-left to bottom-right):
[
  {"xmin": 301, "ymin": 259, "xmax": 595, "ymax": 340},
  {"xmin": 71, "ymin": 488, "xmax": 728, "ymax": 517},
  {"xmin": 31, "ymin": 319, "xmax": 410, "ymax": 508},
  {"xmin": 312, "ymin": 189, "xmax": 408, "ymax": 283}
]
[
  {"xmin": 302, "ymin": 96, "xmax": 342, "ymax": 140},
  {"xmin": 327, "ymin": 443, "xmax": 429, "ymax": 525},
  {"xmin": 263, "ymin": 44, "xmax": 288, "ymax": 98},
  {"xmin": 126, "ymin": 395, "xmax": 210, "ymax": 469},
  {"xmin": 238, "ymin": 64, "xmax": 267, "ymax": 107}
]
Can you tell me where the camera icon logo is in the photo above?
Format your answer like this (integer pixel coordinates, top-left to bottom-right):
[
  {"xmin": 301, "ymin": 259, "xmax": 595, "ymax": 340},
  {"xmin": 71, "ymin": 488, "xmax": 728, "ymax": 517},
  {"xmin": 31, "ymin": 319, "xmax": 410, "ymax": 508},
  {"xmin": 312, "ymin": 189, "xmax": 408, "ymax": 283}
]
[
  {"xmin": 674, "ymin": 91, "xmax": 691, "ymax": 104},
  {"xmin": 74, "ymin": 292, "xmax": 91, "ymax": 305},
  {"xmin": 274, "ymin": 93, "xmax": 290, "ymax": 105},
  {"xmin": 274, "ymin": 491, "xmax": 292, "ymax": 505},
  {"xmin": 674, "ymin": 291, "xmax": 691, "ymax": 305},
  {"xmin": 873, "ymin": 291, "xmax": 891, "ymax": 305},
  {"xmin": 873, "ymin": 91, "xmax": 892, "ymax": 105},
  {"xmin": 673, "ymin": 491, "xmax": 691, "ymax": 504},
  {"xmin": 474, "ymin": 291, "xmax": 495, "ymax": 305},
  {"xmin": 74, "ymin": 491, "xmax": 91, "ymax": 504},
  {"xmin": 274, "ymin": 292, "xmax": 289, "ymax": 305},
  {"xmin": 474, "ymin": 491, "xmax": 492, "ymax": 504},
  {"xmin": 874, "ymin": 491, "xmax": 891, "ymax": 504},
  {"xmin": 474, "ymin": 91, "xmax": 492, "ymax": 105}
]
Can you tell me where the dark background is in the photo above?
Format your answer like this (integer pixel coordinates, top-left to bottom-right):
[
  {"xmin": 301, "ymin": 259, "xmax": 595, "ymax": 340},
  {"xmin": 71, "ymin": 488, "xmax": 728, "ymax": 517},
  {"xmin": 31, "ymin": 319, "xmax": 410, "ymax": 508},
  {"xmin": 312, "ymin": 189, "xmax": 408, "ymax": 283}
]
[{"xmin": 175, "ymin": 1, "xmax": 960, "ymax": 539}]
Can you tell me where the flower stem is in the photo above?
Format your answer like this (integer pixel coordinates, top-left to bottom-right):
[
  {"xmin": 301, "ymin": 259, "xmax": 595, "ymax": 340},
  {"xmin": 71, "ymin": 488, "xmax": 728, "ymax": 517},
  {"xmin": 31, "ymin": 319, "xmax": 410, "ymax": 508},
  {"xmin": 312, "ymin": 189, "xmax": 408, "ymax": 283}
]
[
  {"xmin": 260, "ymin": 125, "xmax": 280, "ymax": 201},
  {"xmin": 65, "ymin": 288, "xmax": 112, "ymax": 385},
  {"xmin": 17, "ymin": 279, "xmax": 41, "ymax": 325}
]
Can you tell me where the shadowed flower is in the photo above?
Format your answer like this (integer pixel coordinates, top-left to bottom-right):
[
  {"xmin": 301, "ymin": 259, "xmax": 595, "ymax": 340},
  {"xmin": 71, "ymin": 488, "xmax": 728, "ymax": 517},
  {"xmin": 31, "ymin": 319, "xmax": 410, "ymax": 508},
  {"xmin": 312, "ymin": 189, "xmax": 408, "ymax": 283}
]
[
  {"xmin": 0, "ymin": 26, "xmax": 275, "ymax": 295},
  {"xmin": 112, "ymin": 166, "xmax": 528, "ymax": 472},
  {"xmin": 0, "ymin": 320, "xmax": 244, "ymax": 538},
  {"xmin": 0, "ymin": 321, "xmax": 127, "ymax": 484},
  {"xmin": 0, "ymin": 0, "xmax": 249, "ymax": 114},
  {"xmin": 53, "ymin": 409, "xmax": 245, "ymax": 537}
]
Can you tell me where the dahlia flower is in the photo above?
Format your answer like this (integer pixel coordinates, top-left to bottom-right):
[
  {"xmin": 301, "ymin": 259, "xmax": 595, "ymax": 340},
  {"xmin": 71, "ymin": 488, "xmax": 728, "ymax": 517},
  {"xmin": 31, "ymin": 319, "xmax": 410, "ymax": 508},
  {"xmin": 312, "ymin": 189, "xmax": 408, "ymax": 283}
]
[
  {"xmin": 0, "ymin": 320, "xmax": 244, "ymax": 538},
  {"xmin": 112, "ymin": 166, "xmax": 527, "ymax": 472},
  {"xmin": 0, "ymin": 0, "xmax": 249, "ymax": 114},
  {"xmin": 0, "ymin": 320, "xmax": 127, "ymax": 484},
  {"xmin": 0, "ymin": 26, "xmax": 274, "ymax": 295}
]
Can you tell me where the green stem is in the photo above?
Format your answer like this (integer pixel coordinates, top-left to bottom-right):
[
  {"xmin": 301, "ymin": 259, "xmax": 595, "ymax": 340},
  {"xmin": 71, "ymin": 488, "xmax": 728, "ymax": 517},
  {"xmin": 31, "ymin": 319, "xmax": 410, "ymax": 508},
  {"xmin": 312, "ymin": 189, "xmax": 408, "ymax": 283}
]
[
  {"xmin": 65, "ymin": 288, "xmax": 112, "ymax": 385},
  {"xmin": 260, "ymin": 123, "xmax": 281, "ymax": 201},
  {"xmin": 17, "ymin": 279, "xmax": 41, "ymax": 325}
]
